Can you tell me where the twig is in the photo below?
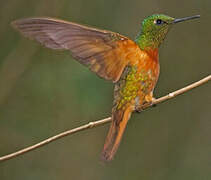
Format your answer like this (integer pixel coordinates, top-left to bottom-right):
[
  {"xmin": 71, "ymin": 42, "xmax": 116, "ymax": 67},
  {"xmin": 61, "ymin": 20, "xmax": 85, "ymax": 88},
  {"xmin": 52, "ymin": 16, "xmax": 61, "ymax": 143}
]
[{"xmin": 0, "ymin": 75, "xmax": 210, "ymax": 162}]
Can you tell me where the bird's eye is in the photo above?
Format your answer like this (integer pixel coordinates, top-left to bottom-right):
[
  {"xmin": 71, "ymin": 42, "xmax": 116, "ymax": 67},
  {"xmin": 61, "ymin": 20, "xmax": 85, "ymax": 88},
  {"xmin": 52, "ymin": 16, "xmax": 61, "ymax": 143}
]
[{"xmin": 154, "ymin": 19, "xmax": 164, "ymax": 25}]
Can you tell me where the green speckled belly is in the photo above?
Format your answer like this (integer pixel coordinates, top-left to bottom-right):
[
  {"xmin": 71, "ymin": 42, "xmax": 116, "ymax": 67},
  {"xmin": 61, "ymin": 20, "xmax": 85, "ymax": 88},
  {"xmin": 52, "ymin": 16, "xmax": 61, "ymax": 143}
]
[{"xmin": 113, "ymin": 66, "xmax": 155, "ymax": 111}]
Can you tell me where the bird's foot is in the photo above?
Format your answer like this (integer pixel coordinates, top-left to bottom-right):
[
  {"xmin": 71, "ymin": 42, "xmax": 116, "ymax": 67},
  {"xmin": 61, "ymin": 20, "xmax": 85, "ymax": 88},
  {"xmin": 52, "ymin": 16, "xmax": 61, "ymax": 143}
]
[{"xmin": 135, "ymin": 97, "xmax": 156, "ymax": 113}]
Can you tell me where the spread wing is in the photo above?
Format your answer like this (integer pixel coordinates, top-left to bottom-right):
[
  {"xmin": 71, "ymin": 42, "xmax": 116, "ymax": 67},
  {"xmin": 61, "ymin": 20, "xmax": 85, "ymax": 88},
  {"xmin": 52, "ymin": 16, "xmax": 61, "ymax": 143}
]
[{"xmin": 11, "ymin": 17, "xmax": 137, "ymax": 82}]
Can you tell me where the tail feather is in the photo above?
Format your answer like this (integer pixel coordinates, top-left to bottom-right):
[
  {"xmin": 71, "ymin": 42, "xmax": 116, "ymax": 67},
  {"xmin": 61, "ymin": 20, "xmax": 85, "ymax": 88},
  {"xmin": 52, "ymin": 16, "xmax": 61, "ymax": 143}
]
[{"xmin": 101, "ymin": 106, "xmax": 132, "ymax": 161}]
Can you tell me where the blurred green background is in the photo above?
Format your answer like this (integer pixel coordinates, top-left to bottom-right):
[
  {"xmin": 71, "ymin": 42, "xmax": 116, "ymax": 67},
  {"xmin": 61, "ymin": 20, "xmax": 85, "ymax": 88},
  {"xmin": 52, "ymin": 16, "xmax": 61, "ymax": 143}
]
[{"xmin": 0, "ymin": 0, "xmax": 210, "ymax": 179}]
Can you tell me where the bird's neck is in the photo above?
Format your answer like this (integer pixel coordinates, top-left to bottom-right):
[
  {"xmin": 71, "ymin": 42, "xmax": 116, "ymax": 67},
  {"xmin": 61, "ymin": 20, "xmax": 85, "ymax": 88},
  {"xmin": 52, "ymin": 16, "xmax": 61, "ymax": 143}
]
[
  {"xmin": 135, "ymin": 32, "xmax": 160, "ymax": 50},
  {"xmin": 144, "ymin": 48, "xmax": 159, "ymax": 62},
  {"xmin": 135, "ymin": 33, "xmax": 159, "ymax": 62}
]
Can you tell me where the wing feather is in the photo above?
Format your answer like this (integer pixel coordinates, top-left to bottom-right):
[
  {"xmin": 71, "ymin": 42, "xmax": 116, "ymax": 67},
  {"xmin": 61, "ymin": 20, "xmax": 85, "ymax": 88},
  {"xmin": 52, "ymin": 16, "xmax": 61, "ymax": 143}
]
[{"xmin": 12, "ymin": 17, "xmax": 138, "ymax": 82}]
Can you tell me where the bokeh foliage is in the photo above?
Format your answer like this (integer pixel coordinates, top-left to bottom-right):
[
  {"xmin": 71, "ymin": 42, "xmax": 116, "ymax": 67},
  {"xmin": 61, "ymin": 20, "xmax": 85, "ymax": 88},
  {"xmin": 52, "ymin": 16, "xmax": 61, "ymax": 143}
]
[{"xmin": 0, "ymin": 0, "xmax": 210, "ymax": 179}]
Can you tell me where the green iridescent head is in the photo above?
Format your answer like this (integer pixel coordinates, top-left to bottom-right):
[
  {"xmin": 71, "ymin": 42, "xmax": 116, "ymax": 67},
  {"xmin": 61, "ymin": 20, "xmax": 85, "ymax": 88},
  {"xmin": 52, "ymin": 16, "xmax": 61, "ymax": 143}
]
[{"xmin": 136, "ymin": 14, "xmax": 200, "ymax": 50}]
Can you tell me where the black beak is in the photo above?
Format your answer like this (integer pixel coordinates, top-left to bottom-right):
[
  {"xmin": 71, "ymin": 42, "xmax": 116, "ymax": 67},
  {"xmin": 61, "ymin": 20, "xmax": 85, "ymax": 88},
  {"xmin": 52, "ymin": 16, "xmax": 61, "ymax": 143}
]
[{"xmin": 173, "ymin": 15, "xmax": 200, "ymax": 24}]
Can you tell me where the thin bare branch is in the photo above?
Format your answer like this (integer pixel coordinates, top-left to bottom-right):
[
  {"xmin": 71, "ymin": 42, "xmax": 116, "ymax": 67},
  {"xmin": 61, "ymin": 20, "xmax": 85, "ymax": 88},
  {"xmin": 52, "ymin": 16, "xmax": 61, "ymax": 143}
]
[{"xmin": 0, "ymin": 75, "xmax": 210, "ymax": 162}]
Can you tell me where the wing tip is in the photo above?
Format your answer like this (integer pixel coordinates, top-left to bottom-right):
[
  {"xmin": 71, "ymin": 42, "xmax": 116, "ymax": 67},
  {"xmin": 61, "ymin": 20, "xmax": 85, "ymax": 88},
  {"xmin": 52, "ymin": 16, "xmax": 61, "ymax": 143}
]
[
  {"xmin": 11, "ymin": 20, "xmax": 18, "ymax": 30},
  {"xmin": 11, "ymin": 19, "xmax": 26, "ymax": 36},
  {"xmin": 10, "ymin": 19, "xmax": 30, "ymax": 38},
  {"xmin": 11, "ymin": 18, "xmax": 29, "ymax": 32}
]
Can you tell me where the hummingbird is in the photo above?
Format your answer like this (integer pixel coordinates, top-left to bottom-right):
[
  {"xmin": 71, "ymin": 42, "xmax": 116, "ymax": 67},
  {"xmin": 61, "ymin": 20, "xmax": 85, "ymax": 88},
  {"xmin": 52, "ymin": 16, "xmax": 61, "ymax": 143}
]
[{"xmin": 11, "ymin": 14, "xmax": 200, "ymax": 161}]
